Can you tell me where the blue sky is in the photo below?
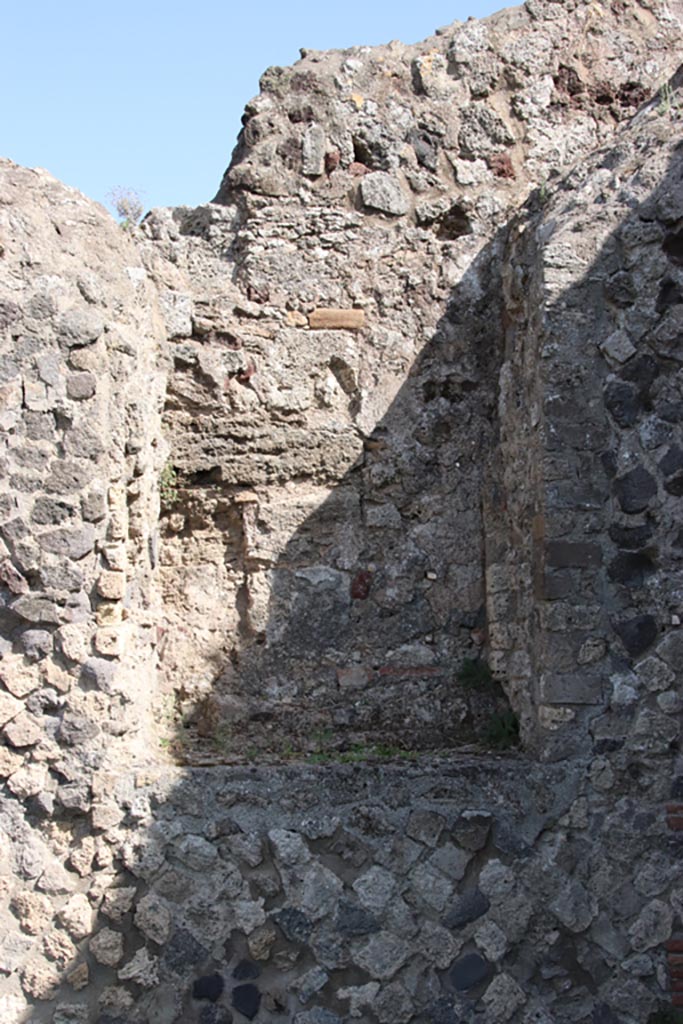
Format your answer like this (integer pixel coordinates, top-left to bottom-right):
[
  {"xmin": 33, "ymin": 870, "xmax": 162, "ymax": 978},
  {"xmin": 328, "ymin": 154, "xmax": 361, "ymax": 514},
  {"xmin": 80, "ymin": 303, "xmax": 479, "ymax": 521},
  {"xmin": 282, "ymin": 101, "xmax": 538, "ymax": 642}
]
[{"xmin": 3, "ymin": 1, "xmax": 504, "ymax": 214}]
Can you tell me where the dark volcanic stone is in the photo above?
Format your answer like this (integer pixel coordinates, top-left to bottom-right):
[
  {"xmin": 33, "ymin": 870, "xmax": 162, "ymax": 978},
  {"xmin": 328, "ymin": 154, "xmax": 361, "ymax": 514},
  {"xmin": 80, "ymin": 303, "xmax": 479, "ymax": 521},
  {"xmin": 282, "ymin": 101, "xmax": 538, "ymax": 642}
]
[
  {"xmin": 665, "ymin": 472, "xmax": 683, "ymax": 496},
  {"xmin": 608, "ymin": 523, "xmax": 653, "ymax": 549},
  {"xmin": 452, "ymin": 811, "xmax": 491, "ymax": 851},
  {"xmin": 17, "ymin": 628, "xmax": 53, "ymax": 661},
  {"xmin": 443, "ymin": 888, "xmax": 490, "ymax": 930},
  {"xmin": 613, "ymin": 467, "xmax": 657, "ymax": 514},
  {"xmin": 592, "ymin": 1004, "xmax": 622, "ymax": 1023},
  {"xmin": 546, "ymin": 541, "xmax": 602, "ymax": 568},
  {"xmin": 614, "ymin": 615, "xmax": 658, "ymax": 656},
  {"xmin": 604, "ymin": 380, "xmax": 641, "ymax": 427},
  {"xmin": 492, "ymin": 819, "xmax": 530, "ymax": 856},
  {"xmin": 294, "ymin": 1011, "xmax": 342, "ymax": 1024},
  {"xmin": 335, "ymin": 898, "xmax": 379, "ymax": 937},
  {"xmin": 450, "ymin": 952, "xmax": 492, "ymax": 991},
  {"xmin": 428, "ymin": 996, "xmax": 459, "ymax": 1024},
  {"xmin": 659, "ymin": 400, "xmax": 683, "ymax": 423},
  {"xmin": 594, "ymin": 738, "xmax": 625, "ymax": 754},
  {"xmin": 604, "ymin": 271, "xmax": 634, "ymax": 307},
  {"xmin": 193, "ymin": 973, "xmax": 225, "ymax": 1003},
  {"xmin": 163, "ymin": 927, "xmax": 208, "ymax": 973},
  {"xmin": 607, "ymin": 552, "xmax": 656, "ymax": 586},
  {"xmin": 657, "ymin": 278, "xmax": 683, "ymax": 313},
  {"xmin": 231, "ymin": 984, "xmax": 261, "ymax": 1021},
  {"xmin": 409, "ymin": 128, "xmax": 440, "ymax": 171},
  {"xmin": 31, "ymin": 496, "xmax": 76, "ymax": 525},
  {"xmin": 658, "ymin": 445, "xmax": 683, "ymax": 477},
  {"xmin": 620, "ymin": 353, "xmax": 659, "ymax": 390},
  {"xmin": 600, "ymin": 450, "xmax": 618, "ymax": 478},
  {"xmin": 273, "ymin": 907, "xmax": 313, "ymax": 944},
  {"xmin": 663, "ymin": 229, "xmax": 683, "ymax": 265},
  {"xmin": 232, "ymin": 960, "xmax": 260, "ymax": 981},
  {"xmin": 56, "ymin": 712, "xmax": 100, "ymax": 746},
  {"xmin": 199, "ymin": 1007, "xmax": 233, "ymax": 1024}
]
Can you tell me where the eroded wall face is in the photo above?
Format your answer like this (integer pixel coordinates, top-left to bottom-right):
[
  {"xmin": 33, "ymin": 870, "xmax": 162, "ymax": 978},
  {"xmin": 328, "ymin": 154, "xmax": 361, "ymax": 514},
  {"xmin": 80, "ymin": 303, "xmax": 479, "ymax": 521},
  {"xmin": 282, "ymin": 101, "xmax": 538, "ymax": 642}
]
[
  {"xmin": 145, "ymin": 0, "xmax": 683, "ymax": 757},
  {"xmin": 154, "ymin": 205, "xmax": 501, "ymax": 756}
]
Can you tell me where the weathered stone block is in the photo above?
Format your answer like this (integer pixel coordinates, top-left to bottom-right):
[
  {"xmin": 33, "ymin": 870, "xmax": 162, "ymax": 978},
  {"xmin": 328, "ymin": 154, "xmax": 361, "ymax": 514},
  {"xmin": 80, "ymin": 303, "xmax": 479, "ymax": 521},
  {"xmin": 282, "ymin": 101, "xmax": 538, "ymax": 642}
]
[
  {"xmin": 66, "ymin": 372, "xmax": 96, "ymax": 400},
  {"xmin": 302, "ymin": 124, "xmax": 326, "ymax": 177},
  {"xmin": 613, "ymin": 466, "xmax": 657, "ymax": 514},
  {"xmin": 545, "ymin": 541, "xmax": 602, "ymax": 568},
  {"xmin": 614, "ymin": 615, "xmax": 658, "ymax": 657},
  {"xmin": 38, "ymin": 525, "xmax": 95, "ymax": 560},
  {"xmin": 360, "ymin": 173, "xmax": 408, "ymax": 216},
  {"xmin": 97, "ymin": 571, "xmax": 126, "ymax": 600},
  {"xmin": 540, "ymin": 673, "xmax": 604, "ymax": 705}
]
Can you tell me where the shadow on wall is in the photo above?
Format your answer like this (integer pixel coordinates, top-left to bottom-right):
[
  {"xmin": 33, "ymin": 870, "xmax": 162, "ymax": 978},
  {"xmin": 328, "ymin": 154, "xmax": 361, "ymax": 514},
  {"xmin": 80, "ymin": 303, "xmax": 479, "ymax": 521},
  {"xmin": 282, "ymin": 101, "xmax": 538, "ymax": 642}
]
[{"xmin": 164, "ymin": 218, "xmax": 514, "ymax": 761}]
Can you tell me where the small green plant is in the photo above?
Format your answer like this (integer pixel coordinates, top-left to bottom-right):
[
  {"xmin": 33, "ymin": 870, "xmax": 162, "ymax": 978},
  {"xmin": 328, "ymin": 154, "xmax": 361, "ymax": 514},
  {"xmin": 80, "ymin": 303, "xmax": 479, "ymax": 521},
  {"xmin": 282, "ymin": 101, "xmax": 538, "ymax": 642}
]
[
  {"xmin": 159, "ymin": 463, "xmax": 179, "ymax": 509},
  {"xmin": 307, "ymin": 751, "xmax": 333, "ymax": 765},
  {"xmin": 658, "ymin": 81, "xmax": 679, "ymax": 118},
  {"xmin": 484, "ymin": 709, "xmax": 520, "ymax": 750},
  {"xmin": 108, "ymin": 186, "xmax": 145, "ymax": 229},
  {"xmin": 305, "ymin": 740, "xmax": 420, "ymax": 765},
  {"xmin": 209, "ymin": 723, "xmax": 235, "ymax": 751},
  {"xmin": 457, "ymin": 657, "xmax": 495, "ymax": 689}
]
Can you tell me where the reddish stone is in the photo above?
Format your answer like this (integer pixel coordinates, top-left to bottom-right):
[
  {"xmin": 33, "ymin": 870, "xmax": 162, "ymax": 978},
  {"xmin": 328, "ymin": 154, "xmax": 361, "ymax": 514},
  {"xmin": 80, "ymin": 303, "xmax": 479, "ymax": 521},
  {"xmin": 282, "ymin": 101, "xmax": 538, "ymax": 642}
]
[
  {"xmin": 673, "ymin": 993, "xmax": 683, "ymax": 1007},
  {"xmin": 489, "ymin": 153, "xmax": 516, "ymax": 180},
  {"xmin": 666, "ymin": 804, "xmax": 683, "ymax": 814},
  {"xmin": 666, "ymin": 816, "xmax": 683, "ymax": 831},
  {"xmin": 350, "ymin": 570, "xmax": 372, "ymax": 600},
  {"xmin": 666, "ymin": 939, "xmax": 683, "ymax": 952},
  {"xmin": 349, "ymin": 162, "xmax": 370, "ymax": 177},
  {"xmin": 325, "ymin": 150, "xmax": 341, "ymax": 174},
  {"xmin": 236, "ymin": 360, "xmax": 257, "ymax": 384}
]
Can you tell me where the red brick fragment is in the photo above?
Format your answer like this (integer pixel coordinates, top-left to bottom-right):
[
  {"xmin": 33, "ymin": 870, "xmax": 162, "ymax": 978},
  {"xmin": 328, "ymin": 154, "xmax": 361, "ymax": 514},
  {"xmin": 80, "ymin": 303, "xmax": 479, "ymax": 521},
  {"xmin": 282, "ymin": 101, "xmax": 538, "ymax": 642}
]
[
  {"xmin": 325, "ymin": 150, "xmax": 341, "ymax": 174},
  {"xmin": 666, "ymin": 803, "xmax": 683, "ymax": 814},
  {"xmin": 666, "ymin": 939, "xmax": 683, "ymax": 952},
  {"xmin": 666, "ymin": 816, "xmax": 683, "ymax": 830},
  {"xmin": 489, "ymin": 153, "xmax": 516, "ymax": 179},
  {"xmin": 350, "ymin": 570, "xmax": 372, "ymax": 600}
]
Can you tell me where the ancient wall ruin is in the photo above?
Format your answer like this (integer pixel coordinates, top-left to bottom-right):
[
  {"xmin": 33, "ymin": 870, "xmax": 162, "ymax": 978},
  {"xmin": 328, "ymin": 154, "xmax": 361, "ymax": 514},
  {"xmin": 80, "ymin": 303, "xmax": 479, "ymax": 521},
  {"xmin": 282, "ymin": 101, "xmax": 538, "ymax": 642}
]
[{"xmin": 1, "ymin": 1, "xmax": 683, "ymax": 1022}]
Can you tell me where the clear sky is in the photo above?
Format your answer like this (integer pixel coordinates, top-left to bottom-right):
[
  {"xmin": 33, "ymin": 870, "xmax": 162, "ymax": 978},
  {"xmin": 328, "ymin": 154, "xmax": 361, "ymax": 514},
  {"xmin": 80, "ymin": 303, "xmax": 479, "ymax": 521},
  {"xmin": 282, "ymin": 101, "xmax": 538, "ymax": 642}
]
[{"xmin": 3, "ymin": 1, "xmax": 505, "ymax": 216}]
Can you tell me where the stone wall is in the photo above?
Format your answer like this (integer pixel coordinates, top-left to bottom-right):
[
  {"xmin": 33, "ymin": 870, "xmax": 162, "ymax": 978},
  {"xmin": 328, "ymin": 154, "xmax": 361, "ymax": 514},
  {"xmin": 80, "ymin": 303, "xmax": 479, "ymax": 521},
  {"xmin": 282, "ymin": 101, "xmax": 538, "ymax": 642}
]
[
  {"xmin": 491, "ymin": 67, "xmax": 683, "ymax": 760},
  {"xmin": 0, "ymin": 1, "xmax": 683, "ymax": 1022}
]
